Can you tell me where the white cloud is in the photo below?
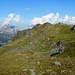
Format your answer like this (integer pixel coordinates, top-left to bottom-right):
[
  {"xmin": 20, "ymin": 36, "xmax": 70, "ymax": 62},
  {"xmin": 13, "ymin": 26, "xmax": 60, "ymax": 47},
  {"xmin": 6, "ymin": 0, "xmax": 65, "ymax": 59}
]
[
  {"xmin": 31, "ymin": 13, "xmax": 75, "ymax": 25},
  {"xmin": 63, "ymin": 15, "xmax": 70, "ymax": 22},
  {"xmin": 31, "ymin": 13, "xmax": 54, "ymax": 25},
  {"xmin": 1, "ymin": 13, "xmax": 20, "ymax": 26},
  {"xmin": 8, "ymin": 13, "xmax": 14, "ymax": 18},
  {"xmin": 52, "ymin": 13, "xmax": 59, "ymax": 23},
  {"xmin": 24, "ymin": 8, "xmax": 30, "ymax": 10},
  {"xmin": 31, "ymin": 13, "xmax": 60, "ymax": 25},
  {"xmin": 42, "ymin": 13, "xmax": 54, "ymax": 21},
  {"xmin": 69, "ymin": 16, "xmax": 75, "ymax": 24},
  {"xmin": 13, "ymin": 15, "xmax": 20, "ymax": 22}
]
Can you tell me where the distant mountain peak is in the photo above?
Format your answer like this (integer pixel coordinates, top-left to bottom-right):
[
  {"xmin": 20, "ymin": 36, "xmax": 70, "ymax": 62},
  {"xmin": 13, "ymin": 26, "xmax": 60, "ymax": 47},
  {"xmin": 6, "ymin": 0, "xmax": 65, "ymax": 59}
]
[{"xmin": 0, "ymin": 24, "xmax": 20, "ymax": 34}]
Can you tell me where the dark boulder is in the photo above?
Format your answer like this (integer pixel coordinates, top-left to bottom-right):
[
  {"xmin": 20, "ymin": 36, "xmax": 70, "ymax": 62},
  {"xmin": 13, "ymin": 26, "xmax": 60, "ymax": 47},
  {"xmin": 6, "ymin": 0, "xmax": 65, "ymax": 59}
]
[{"xmin": 71, "ymin": 25, "xmax": 75, "ymax": 30}]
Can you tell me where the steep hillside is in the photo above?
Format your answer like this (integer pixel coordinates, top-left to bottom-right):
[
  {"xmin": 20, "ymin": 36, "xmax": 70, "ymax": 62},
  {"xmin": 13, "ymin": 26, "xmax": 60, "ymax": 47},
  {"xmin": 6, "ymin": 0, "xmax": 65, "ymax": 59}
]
[{"xmin": 0, "ymin": 22, "xmax": 75, "ymax": 75}]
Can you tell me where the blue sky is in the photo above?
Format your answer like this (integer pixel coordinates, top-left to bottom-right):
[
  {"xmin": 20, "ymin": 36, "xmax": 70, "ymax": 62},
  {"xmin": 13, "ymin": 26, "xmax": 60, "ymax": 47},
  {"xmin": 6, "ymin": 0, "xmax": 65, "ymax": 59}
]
[{"xmin": 0, "ymin": 0, "xmax": 75, "ymax": 28}]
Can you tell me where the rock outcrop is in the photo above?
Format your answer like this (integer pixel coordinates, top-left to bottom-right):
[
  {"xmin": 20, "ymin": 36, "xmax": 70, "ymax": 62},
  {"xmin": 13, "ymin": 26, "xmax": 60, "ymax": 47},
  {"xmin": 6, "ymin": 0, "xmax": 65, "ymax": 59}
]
[{"xmin": 50, "ymin": 41, "xmax": 65, "ymax": 57}]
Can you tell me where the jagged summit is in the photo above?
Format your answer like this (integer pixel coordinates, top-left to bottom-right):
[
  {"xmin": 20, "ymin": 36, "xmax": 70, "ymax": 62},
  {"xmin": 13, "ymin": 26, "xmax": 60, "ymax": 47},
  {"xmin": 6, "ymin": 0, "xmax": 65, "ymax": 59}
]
[{"xmin": 43, "ymin": 22, "xmax": 52, "ymax": 25}]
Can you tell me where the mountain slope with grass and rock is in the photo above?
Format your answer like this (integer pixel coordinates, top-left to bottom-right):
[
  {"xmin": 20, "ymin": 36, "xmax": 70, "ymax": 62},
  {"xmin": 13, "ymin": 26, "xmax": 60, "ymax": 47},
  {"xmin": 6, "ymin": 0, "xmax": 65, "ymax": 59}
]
[{"xmin": 0, "ymin": 22, "xmax": 75, "ymax": 75}]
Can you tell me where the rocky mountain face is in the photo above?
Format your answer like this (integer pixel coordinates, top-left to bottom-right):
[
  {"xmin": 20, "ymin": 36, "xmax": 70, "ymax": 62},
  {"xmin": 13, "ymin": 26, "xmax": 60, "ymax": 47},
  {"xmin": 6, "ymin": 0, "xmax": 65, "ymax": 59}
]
[
  {"xmin": 0, "ymin": 24, "xmax": 20, "ymax": 47},
  {"xmin": 0, "ymin": 22, "xmax": 75, "ymax": 75},
  {"xmin": 0, "ymin": 24, "xmax": 20, "ymax": 34}
]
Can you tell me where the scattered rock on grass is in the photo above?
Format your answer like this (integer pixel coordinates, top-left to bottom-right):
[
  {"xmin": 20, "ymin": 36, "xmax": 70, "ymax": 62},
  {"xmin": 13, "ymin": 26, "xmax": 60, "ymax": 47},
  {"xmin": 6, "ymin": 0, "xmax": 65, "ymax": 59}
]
[
  {"xmin": 52, "ymin": 61, "xmax": 61, "ymax": 66},
  {"xmin": 30, "ymin": 69, "xmax": 35, "ymax": 75}
]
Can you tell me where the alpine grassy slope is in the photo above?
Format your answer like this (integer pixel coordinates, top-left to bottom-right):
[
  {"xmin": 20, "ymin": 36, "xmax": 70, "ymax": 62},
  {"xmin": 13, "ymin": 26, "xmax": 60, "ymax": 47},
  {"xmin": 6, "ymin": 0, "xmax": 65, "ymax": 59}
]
[{"xmin": 0, "ymin": 22, "xmax": 75, "ymax": 75}]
